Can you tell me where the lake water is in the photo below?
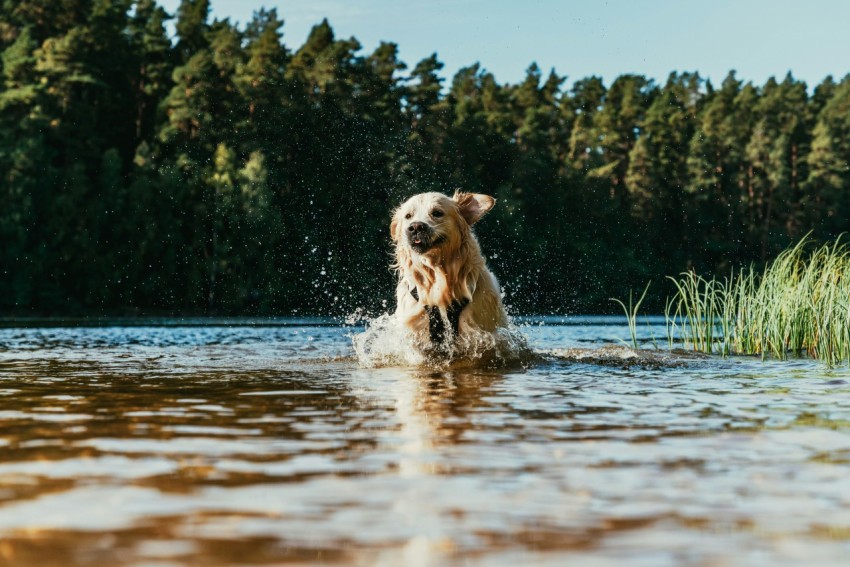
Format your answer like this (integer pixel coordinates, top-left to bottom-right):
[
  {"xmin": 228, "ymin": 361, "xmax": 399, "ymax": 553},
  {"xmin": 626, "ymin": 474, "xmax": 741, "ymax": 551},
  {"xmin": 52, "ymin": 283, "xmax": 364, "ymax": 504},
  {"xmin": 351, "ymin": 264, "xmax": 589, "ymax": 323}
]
[{"xmin": 0, "ymin": 318, "xmax": 849, "ymax": 566}]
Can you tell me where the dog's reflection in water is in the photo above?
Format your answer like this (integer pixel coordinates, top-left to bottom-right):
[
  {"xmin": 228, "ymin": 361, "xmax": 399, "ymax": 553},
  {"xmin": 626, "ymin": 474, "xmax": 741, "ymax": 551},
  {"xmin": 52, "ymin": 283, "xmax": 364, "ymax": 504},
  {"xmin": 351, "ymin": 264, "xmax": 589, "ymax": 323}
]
[{"xmin": 350, "ymin": 367, "xmax": 506, "ymax": 476}]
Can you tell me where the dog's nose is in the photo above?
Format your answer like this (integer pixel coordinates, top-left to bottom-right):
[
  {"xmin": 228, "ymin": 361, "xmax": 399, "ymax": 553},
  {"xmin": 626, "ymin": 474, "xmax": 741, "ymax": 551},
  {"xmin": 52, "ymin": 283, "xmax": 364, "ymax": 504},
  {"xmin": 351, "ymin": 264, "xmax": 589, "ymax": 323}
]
[{"xmin": 408, "ymin": 222, "xmax": 427, "ymax": 233}]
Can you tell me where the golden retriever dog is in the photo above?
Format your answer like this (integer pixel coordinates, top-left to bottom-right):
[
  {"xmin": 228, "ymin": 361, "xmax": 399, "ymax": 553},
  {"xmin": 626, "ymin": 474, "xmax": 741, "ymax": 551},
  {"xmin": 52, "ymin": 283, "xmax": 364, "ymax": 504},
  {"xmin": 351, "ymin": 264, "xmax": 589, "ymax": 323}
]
[{"xmin": 390, "ymin": 191, "xmax": 509, "ymax": 355}]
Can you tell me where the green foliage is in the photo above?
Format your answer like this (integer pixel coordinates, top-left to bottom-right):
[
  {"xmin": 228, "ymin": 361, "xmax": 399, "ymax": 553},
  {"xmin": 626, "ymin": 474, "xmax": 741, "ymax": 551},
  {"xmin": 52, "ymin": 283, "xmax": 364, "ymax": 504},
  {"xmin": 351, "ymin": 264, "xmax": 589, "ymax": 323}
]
[{"xmin": 0, "ymin": 2, "xmax": 849, "ymax": 317}]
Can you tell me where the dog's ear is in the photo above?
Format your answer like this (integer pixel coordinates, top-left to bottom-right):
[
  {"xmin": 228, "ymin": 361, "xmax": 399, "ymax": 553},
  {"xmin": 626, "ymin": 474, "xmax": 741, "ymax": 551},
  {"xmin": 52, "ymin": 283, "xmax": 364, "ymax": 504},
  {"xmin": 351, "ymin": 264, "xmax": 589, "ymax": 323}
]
[
  {"xmin": 453, "ymin": 191, "xmax": 496, "ymax": 225},
  {"xmin": 390, "ymin": 214, "xmax": 401, "ymax": 242}
]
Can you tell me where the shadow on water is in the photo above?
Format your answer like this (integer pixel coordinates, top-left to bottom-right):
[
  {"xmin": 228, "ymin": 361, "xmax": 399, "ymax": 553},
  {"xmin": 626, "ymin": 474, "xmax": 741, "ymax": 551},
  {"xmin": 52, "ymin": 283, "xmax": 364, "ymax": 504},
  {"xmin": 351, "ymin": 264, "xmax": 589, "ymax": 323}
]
[{"xmin": 0, "ymin": 323, "xmax": 849, "ymax": 565}]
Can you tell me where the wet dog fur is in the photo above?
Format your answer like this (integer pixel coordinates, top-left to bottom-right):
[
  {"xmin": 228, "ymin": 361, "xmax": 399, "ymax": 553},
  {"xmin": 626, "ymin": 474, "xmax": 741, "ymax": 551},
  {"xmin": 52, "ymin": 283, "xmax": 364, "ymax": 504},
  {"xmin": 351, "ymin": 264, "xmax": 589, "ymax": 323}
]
[{"xmin": 391, "ymin": 191, "xmax": 508, "ymax": 354}]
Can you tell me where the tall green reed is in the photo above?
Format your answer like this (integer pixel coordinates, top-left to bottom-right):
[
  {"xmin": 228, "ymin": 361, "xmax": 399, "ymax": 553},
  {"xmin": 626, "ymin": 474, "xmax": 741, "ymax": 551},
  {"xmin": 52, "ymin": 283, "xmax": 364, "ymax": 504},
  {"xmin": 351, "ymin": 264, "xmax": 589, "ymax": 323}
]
[
  {"xmin": 611, "ymin": 281, "xmax": 651, "ymax": 349},
  {"xmin": 666, "ymin": 235, "xmax": 850, "ymax": 365}
]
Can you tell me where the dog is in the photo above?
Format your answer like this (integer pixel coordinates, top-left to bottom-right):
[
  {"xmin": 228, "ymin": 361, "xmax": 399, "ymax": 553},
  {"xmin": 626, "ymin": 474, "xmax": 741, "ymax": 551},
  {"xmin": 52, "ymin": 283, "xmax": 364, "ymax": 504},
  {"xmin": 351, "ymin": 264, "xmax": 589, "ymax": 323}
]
[{"xmin": 390, "ymin": 191, "xmax": 509, "ymax": 355}]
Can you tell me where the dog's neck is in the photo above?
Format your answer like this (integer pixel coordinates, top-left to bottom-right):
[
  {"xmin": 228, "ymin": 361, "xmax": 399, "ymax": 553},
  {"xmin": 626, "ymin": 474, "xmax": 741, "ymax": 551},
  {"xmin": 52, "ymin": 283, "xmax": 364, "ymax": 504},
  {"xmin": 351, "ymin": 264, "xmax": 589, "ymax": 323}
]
[{"xmin": 401, "ymin": 237, "xmax": 482, "ymax": 307}]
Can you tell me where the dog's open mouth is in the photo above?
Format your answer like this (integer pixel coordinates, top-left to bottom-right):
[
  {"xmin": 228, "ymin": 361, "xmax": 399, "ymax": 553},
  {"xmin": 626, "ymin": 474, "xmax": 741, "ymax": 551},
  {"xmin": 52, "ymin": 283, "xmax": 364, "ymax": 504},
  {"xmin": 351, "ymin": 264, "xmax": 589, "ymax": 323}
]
[
  {"xmin": 410, "ymin": 235, "xmax": 431, "ymax": 253},
  {"xmin": 409, "ymin": 233, "xmax": 445, "ymax": 253}
]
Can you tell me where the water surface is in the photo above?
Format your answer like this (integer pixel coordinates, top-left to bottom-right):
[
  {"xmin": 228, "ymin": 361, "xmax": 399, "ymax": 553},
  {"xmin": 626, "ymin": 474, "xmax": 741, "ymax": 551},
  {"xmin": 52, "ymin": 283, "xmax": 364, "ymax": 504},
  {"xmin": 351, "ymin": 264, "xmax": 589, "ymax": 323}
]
[{"xmin": 0, "ymin": 319, "xmax": 849, "ymax": 566}]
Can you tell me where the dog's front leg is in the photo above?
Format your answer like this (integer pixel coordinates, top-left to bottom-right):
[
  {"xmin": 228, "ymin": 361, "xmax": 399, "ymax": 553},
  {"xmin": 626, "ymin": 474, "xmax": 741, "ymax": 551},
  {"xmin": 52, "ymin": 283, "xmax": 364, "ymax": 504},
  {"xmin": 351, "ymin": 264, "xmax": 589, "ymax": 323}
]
[
  {"xmin": 424, "ymin": 305, "xmax": 447, "ymax": 345},
  {"xmin": 446, "ymin": 297, "xmax": 470, "ymax": 337},
  {"xmin": 424, "ymin": 297, "xmax": 469, "ymax": 354}
]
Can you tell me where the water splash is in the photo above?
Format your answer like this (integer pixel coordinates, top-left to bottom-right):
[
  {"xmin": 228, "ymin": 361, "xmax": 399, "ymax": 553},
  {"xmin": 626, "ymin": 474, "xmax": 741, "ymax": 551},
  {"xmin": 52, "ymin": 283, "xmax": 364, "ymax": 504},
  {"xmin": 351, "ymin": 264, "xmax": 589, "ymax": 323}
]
[
  {"xmin": 352, "ymin": 314, "xmax": 712, "ymax": 370},
  {"xmin": 351, "ymin": 313, "xmax": 534, "ymax": 369},
  {"xmin": 545, "ymin": 345, "xmax": 710, "ymax": 368}
]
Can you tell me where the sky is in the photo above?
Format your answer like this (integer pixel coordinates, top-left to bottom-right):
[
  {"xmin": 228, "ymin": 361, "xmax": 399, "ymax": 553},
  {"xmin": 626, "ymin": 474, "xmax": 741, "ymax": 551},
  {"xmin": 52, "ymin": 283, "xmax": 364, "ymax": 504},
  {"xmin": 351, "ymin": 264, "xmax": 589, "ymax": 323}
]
[{"xmin": 159, "ymin": 0, "xmax": 850, "ymax": 89}]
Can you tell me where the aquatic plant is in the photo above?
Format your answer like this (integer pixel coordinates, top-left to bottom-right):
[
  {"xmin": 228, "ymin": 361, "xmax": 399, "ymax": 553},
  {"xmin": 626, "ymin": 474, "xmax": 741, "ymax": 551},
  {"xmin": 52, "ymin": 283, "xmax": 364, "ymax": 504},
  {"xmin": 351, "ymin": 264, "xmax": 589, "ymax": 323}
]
[
  {"xmin": 611, "ymin": 282, "xmax": 651, "ymax": 349},
  {"xmin": 666, "ymin": 236, "xmax": 850, "ymax": 365}
]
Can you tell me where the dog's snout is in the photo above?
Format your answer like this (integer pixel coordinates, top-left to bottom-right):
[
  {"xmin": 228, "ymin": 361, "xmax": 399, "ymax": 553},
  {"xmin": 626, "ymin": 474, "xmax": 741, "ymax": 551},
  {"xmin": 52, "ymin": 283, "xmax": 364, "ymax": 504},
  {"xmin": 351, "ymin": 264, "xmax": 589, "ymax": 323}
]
[
  {"xmin": 406, "ymin": 221, "xmax": 433, "ymax": 251},
  {"xmin": 408, "ymin": 222, "xmax": 427, "ymax": 234}
]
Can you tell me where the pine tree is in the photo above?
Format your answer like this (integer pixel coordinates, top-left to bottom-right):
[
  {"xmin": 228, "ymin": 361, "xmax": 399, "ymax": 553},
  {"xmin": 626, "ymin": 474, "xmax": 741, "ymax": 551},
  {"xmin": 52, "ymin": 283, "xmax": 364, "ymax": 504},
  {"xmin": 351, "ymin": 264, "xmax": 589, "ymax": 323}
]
[
  {"xmin": 0, "ymin": 26, "xmax": 46, "ymax": 309},
  {"xmin": 744, "ymin": 73, "xmax": 810, "ymax": 257},
  {"xmin": 286, "ymin": 18, "xmax": 361, "ymax": 100},
  {"xmin": 236, "ymin": 8, "xmax": 288, "ymax": 125},
  {"xmin": 129, "ymin": 0, "xmax": 174, "ymax": 141},
  {"xmin": 589, "ymin": 74, "xmax": 655, "ymax": 201},
  {"xmin": 805, "ymin": 75, "xmax": 850, "ymax": 237},
  {"xmin": 234, "ymin": 7, "xmax": 291, "ymax": 203},
  {"xmin": 566, "ymin": 76, "xmax": 605, "ymax": 172},
  {"xmin": 684, "ymin": 71, "xmax": 754, "ymax": 264},
  {"xmin": 406, "ymin": 53, "xmax": 444, "ymax": 129},
  {"xmin": 175, "ymin": 0, "xmax": 209, "ymax": 62},
  {"xmin": 160, "ymin": 19, "xmax": 244, "ymax": 158},
  {"xmin": 1, "ymin": 0, "xmax": 94, "ymax": 45},
  {"xmin": 403, "ymin": 52, "xmax": 449, "ymax": 187},
  {"xmin": 625, "ymin": 72, "xmax": 703, "ymax": 269}
]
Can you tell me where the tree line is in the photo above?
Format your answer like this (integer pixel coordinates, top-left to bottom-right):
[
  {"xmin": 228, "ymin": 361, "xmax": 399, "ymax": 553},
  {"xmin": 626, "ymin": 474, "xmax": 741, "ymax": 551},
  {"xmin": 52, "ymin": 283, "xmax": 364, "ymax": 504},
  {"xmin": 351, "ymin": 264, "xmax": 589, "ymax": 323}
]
[{"xmin": 1, "ymin": 0, "xmax": 848, "ymax": 316}]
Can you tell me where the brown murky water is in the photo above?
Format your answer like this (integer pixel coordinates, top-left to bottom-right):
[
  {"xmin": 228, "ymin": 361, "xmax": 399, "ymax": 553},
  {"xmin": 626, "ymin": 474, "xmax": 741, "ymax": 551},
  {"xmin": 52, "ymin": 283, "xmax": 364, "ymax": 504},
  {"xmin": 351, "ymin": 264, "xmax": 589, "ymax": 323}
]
[{"xmin": 0, "ymin": 319, "xmax": 849, "ymax": 566}]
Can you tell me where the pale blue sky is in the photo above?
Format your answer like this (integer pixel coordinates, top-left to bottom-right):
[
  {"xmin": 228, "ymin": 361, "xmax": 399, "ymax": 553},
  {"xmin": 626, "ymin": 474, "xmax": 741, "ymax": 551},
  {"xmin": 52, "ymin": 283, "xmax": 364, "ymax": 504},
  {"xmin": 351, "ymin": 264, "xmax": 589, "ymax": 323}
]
[{"xmin": 159, "ymin": 0, "xmax": 849, "ymax": 89}]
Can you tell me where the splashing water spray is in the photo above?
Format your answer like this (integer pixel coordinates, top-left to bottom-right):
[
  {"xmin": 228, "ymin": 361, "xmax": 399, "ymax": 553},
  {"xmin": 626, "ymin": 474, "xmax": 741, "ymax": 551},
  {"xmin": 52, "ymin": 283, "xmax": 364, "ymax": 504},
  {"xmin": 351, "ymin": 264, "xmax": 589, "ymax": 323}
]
[{"xmin": 351, "ymin": 312, "xmax": 533, "ymax": 369}]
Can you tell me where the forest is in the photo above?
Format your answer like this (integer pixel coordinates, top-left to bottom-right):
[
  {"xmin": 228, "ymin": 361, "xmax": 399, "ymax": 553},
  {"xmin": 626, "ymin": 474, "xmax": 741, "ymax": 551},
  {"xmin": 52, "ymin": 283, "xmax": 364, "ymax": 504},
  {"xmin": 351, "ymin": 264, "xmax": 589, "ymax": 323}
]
[{"xmin": 1, "ymin": 0, "xmax": 849, "ymax": 317}]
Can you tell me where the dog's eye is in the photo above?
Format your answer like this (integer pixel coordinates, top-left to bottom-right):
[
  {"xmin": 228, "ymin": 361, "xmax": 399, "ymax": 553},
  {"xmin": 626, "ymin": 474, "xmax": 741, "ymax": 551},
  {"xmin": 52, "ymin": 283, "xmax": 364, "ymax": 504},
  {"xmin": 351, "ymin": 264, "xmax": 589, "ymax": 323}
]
[
  {"xmin": 431, "ymin": 210, "xmax": 444, "ymax": 218},
  {"xmin": 404, "ymin": 212, "xmax": 412, "ymax": 220}
]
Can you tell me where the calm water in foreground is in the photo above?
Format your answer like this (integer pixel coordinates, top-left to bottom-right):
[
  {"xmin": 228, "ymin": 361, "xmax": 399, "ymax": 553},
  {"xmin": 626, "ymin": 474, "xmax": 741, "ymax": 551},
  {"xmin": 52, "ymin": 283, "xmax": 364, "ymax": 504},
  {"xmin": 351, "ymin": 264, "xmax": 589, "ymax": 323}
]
[{"xmin": 0, "ymin": 318, "xmax": 849, "ymax": 567}]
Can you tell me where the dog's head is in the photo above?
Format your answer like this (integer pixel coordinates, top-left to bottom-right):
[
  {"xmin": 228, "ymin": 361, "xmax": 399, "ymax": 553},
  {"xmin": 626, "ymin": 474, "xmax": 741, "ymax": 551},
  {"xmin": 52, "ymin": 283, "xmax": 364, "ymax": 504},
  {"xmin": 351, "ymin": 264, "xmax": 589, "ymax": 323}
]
[{"xmin": 391, "ymin": 191, "xmax": 495, "ymax": 257}]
